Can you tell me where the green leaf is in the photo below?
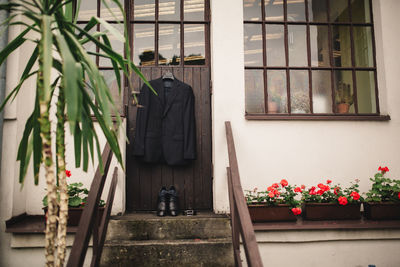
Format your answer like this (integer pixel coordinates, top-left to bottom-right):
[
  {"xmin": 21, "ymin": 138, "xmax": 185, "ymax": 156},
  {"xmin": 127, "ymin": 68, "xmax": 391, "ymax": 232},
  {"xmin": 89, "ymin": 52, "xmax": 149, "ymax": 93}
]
[
  {"xmin": 0, "ymin": 25, "xmax": 30, "ymax": 67},
  {"xmin": 74, "ymin": 125, "xmax": 82, "ymax": 168},
  {"xmin": 55, "ymin": 32, "xmax": 81, "ymax": 133},
  {"xmin": 68, "ymin": 196, "xmax": 82, "ymax": 207}
]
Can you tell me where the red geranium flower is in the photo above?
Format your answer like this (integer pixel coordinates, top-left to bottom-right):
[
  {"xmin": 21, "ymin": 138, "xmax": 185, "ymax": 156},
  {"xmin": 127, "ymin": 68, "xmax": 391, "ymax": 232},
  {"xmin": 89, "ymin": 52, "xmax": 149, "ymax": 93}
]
[
  {"xmin": 350, "ymin": 191, "xmax": 360, "ymax": 201},
  {"xmin": 327, "ymin": 179, "xmax": 332, "ymax": 184},
  {"xmin": 294, "ymin": 187, "xmax": 302, "ymax": 193},
  {"xmin": 378, "ymin": 166, "xmax": 389, "ymax": 174},
  {"xmin": 280, "ymin": 179, "xmax": 288, "ymax": 187},
  {"xmin": 317, "ymin": 183, "xmax": 325, "ymax": 189},
  {"xmin": 398, "ymin": 192, "xmax": 400, "ymax": 200},
  {"xmin": 268, "ymin": 191, "xmax": 275, "ymax": 198},
  {"xmin": 65, "ymin": 170, "xmax": 71, "ymax": 177},
  {"xmin": 338, "ymin": 196, "xmax": 348, "ymax": 206},
  {"xmin": 272, "ymin": 183, "xmax": 279, "ymax": 188},
  {"xmin": 317, "ymin": 190, "xmax": 324, "ymax": 195},
  {"xmin": 301, "ymin": 185, "xmax": 306, "ymax": 189},
  {"xmin": 334, "ymin": 187, "xmax": 340, "ymax": 195},
  {"xmin": 267, "ymin": 186, "xmax": 274, "ymax": 191},
  {"xmin": 291, "ymin": 207, "xmax": 302, "ymax": 215}
]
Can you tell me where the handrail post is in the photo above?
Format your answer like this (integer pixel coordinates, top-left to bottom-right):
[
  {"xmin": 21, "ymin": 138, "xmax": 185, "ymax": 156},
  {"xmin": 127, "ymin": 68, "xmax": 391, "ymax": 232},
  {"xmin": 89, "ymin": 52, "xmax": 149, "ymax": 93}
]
[
  {"xmin": 227, "ymin": 167, "xmax": 242, "ymax": 267},
  {"xmin": 225, "ymin": 121, "xmax": 263, "ymax": 267},
  {"xmin": 67, "ymin": 143, "xmax": 113, "ymax": 267},
  {"xmin": 91, "ymin": 167, "xmax": 119, "ymax": 267}
]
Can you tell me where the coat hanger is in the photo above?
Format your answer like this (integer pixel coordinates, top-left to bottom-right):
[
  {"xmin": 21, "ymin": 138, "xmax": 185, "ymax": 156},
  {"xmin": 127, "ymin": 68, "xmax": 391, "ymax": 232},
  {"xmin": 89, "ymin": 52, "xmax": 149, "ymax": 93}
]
[{"xmin": 162, "ymin": 71, "xmax": 174, "ymax": 80}]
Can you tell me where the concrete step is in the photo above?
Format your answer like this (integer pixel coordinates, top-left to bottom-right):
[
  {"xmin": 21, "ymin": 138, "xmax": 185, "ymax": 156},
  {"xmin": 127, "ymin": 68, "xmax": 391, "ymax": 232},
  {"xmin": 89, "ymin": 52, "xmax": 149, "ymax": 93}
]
[
  {"xmin": 106, "ymin": 213, "xmax": 232, "ymax": 241},
  {"xmin": 100, "ymin": 238, "xmax": 235, "ymax": 267}
]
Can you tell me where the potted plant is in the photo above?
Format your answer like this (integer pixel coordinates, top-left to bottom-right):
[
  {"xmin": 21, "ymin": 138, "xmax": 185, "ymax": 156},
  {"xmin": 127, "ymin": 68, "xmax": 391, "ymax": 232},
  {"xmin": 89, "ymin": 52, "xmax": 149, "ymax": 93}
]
[
  {"xmin": 335, "ymin": 82, "xmax": 354, "ymax": 114},
  {"xmin": 302, "ymin": 179, "xmax": 363, "ymax": 220},
  {"xmin": 245, "ymin": 179, "xmax": 303, "ymax": 222},
  {"xmin": 364, "ymin": 166, "xmax": 400, "ymax": 220},
  {"xmin": 268, "ymin": 92, "xmax": 281, "ymax": 113},
  {"xmin": 43, "ymin": 170, "xmax": 106, "ymax": 226}
]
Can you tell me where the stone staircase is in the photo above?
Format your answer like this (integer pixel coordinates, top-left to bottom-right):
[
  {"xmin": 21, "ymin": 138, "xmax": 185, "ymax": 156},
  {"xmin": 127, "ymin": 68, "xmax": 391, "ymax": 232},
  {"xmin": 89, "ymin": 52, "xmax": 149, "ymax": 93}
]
[{"xmin": 100, "ymin": 212, "xmax": 235, "ymax": 266}]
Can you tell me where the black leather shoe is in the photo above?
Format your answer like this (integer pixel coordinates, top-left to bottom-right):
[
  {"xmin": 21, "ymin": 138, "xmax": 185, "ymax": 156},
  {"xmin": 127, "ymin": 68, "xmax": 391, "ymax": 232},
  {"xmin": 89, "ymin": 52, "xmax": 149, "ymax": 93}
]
[
  {"xmin": 168, "ymin": 186, "xmax": 179, "ymax": 216},
  {"xmin": 157, "ymin": 186, "xmax": 168, "ymax": 217}
]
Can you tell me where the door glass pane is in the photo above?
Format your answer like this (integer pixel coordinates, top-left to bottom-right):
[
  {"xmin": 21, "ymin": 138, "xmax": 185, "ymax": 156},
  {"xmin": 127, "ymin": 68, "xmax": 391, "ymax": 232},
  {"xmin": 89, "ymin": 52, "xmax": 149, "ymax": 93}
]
[
  {"xmin": 334, "ymin": 70, "xmax": 354, "ymax": 114},
  {"xmin": 101, "ymin": 69, "xmax": 124, "ymax": 114},
  {"xmin": 245, "ymin": 70, "xmax": 265, "ymax": 113},
  {"xmin": 351, "ymin": 0, "xmax": 371, "ymax": 23},
  {"xmin": 310, "ymin": 26, "xmax": 330, "ymax": 67},
  {"xmin": 354, "ymin": 26, "xmax": 374, "ymax": 67},
  {"xmin": 308, "ymin": 0, "xmax": 328, "ymax": 22},
  {"xmin": 134, "ymin": 0, "xmax": 155, "ymax": 21},
  {"xmin": 312, "ymin": 70, "xmax": 332, "ymax": 113},
  {"xmin": 267, "ymin": 70, "xmax": 287, "ymax": 113},
  {"xmin": 184, "ymin": 24, "xmax": 205, "ymax": 65},
  {"xmin": 100, "ymin": 0, "xmax": 123, "ymax": 20},
  {"xmin": 287, "ymin": 0, "xmax": 306, "ymax": 21},
  {"xmin": 330, "ymin": 0, "xmax": 349, "ymax": 22},
  {"xmin": 77, "ymin": 1, "xmax": 97, "ymax": 21},
  {"xmin": 265, "ymin": 0, "xmax": 283, "ymax": 21},
  {"xmin": 288, "ymin": 25, "xmax": 307, "ymax": 67},
  {"xmin": 184, "ymin": 0, "xmax": 204, "ymax": 21},
  {"xmin": 134, "ymin": 24, "xmax": 155, "ymax": 66},
  {"xmin": 244, "ymin": 0, "xmax": 262, "ymax": 21},
  {"xmin": 332, "ymin": 26, "xmax": 351, "ymax": 67},
  {"xmin": 356, "ymin": 71, "xmax": 376, "ymax": 113},
  {"xmin": 159, "ymin": 24, "xmax": 181, "ymax": 65},
  {"xmin": 99, "ymin": 24, "xmax": 124, "ymax": 67},
  {"xmin": 290, "ymin": 70, "xmax": 310, "ymax": 113},
  {"xmin": 244, "ymin": 24, "xmax": 263, "ymax": 66},
  {"xmin": 266, "ymin": 24, "xmax": 285, "ymax": 66},
  {"xmin": 159, "ymin": 0, "xmax": 181, "ymax": 21}
]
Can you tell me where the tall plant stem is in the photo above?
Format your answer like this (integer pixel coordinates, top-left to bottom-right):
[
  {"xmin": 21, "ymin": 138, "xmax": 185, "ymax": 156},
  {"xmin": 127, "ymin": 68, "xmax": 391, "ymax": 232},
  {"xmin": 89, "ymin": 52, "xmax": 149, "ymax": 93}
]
[
  {"xmin": 56, "ymin": 86, "xmax": 67, "ymax": 267},
  {"xmin": 39, "ymin": 15, "xmax": 57, "ymax": 267}
]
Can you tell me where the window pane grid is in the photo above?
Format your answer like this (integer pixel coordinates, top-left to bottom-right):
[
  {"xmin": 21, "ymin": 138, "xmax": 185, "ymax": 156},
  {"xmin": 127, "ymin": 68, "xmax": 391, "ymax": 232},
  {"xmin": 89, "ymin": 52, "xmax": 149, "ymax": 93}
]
[
  {"xmin": 131, "ymin": 0, "xmax": 209, "ymax": 67},
  {"xmin": 244, "ymin": 0, "xmax": 378, "ymax": 116}
]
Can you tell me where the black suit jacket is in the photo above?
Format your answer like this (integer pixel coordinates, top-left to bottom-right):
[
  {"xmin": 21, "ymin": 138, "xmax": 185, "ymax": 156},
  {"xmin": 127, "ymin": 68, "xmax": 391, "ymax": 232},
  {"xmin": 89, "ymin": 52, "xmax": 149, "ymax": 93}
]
[{"xmin": 133, "ymin": 77, "xmax": 196, "ymax": 165}]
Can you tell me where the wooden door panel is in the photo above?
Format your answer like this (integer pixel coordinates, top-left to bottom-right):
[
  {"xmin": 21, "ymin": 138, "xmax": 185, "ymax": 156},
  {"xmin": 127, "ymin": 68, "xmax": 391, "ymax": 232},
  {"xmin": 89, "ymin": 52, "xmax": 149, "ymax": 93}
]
[{"xmin": 126, "ymin": 67, "xmax": 212, "ymax": 211}]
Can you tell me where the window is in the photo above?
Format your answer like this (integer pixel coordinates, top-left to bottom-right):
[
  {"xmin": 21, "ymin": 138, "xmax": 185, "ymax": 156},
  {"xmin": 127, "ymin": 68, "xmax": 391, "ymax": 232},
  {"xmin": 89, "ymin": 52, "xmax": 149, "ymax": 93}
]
[
  {"xmin": 131, "ymin": 0, "xmax": 209, "ymax": 66},
  {"xmin": 77, "ymin": 0, "xmax": 125, "ymax": 115},
  {"xmin": 243, "ymin": 0, "xmax": 386, "ymax": 120}
]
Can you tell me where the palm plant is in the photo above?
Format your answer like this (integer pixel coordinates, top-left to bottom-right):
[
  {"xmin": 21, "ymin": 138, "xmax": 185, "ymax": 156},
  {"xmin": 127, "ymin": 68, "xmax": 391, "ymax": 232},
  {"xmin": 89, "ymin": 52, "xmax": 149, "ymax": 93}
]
[{"xmin": 0, "ymin": 0, "xmax": 154, "ymax": 266}]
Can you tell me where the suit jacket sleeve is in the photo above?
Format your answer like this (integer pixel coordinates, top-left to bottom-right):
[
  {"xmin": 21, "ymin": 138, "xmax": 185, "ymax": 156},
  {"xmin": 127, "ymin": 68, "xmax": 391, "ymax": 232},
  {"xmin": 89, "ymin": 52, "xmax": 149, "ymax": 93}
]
[
  {"xmin": 133, "ymin": 83, "xmax": 150, "ymax": 156},
  {"xmin": 183, "ymin": 86, "xmax": 196, "ymax": 160}
]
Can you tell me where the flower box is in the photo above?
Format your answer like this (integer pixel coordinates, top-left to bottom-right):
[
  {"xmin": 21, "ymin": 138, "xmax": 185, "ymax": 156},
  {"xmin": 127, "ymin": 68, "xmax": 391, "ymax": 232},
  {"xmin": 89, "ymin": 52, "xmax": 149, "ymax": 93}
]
[
  {"xmin": 303, "ymin": 203, "xmax": 361, "ymax": 220},
  {"xmin": 44, "ymin": 207, "xmax": 105, "ymax": 226},
  {"xmin": 363, "ymin": 202, "xmax": 400, "ymax": 220},
  {"xmin": 248, "ymin": 204, "xmax": 297, "ymax": 222}
]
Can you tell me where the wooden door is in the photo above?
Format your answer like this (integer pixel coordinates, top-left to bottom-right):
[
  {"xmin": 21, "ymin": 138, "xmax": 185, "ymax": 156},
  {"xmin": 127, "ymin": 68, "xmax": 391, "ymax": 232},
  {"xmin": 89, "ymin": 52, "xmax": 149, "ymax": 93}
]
[{"xmin": 126, "ymin": 66, "xmax": 212, "ymax": 211}]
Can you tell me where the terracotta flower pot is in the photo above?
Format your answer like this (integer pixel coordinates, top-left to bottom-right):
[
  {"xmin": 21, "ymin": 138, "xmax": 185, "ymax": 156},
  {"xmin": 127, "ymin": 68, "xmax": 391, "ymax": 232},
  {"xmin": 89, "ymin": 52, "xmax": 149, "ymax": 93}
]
[
  {"xmin": 268, "ymin": 101, "xmax": 279, "ymax": 114},
  {"xmin": 248, "ymin": 204, "xmax": 297, "ymax": 222},
  {"xmin": 363, "ymin": 202, "xmax": 400, "ymax": 220},
  {"xmin": 336, "ymin": 103, "xmax": 350, "ymax": 114},
  {"xmin": 303, "ymin": 203, "xmax": 361, "ymax": 220}
]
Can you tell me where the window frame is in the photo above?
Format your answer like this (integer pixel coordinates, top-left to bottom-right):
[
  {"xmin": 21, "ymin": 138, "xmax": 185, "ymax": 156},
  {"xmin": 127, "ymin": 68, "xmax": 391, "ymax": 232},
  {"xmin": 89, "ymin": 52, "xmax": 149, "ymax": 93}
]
[
  {"xmin": 129, "ymin": 0, "xmax": 211, "ymax": 67},
  {"xmin": 243, "ymin": 0, "xmax": 389, "ymax": 121}
]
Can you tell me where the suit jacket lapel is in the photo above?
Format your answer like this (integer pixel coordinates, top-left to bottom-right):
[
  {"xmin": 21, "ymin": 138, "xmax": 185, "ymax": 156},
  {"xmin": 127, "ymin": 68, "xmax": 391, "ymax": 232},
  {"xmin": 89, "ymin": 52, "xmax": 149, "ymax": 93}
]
[{"xmin": 163, "ymin": 78, "xmax": 181, "ymax": 117}]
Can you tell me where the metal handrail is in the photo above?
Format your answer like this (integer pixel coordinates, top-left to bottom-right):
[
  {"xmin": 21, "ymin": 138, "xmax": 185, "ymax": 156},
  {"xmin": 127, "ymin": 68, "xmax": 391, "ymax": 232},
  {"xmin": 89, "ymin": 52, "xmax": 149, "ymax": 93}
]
[
  {"xmin": 67, "ymin": 143, "xmax": 118, "ymax": 267},
  {"xmin": 225, "ymin": 121, "xmax": 263, "ymax": 267}
]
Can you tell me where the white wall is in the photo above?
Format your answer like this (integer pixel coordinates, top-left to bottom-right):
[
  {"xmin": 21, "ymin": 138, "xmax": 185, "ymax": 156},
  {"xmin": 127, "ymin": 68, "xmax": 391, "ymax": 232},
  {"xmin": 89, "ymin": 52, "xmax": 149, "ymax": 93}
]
[{"xmin": 211, "ymin": 0, "xmax": 400, "ymax": 213}]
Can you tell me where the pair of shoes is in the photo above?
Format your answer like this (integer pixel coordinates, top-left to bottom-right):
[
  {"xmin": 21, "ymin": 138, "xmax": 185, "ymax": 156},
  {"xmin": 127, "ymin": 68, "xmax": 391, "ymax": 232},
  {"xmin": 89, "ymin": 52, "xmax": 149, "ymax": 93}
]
[{"xmin": 157, "ymin": 186, "xmax": 179, "ymax": 217}]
